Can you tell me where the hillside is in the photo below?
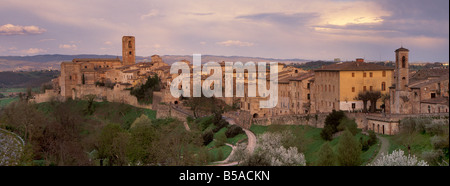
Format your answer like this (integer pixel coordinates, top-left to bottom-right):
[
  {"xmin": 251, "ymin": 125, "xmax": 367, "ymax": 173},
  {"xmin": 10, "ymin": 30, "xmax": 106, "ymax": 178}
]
[{"xmin": 0, "ymin": 70, "xmax": 59, "ymax": 88}]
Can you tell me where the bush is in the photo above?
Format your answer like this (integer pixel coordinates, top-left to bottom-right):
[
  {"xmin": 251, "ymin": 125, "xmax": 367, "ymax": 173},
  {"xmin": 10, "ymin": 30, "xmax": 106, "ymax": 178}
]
[
  {"xmin": 202, "ymin": 130, "xmax": 214, "ymax": 146},
  {"xmin": 225, "ymin": 125, "xmax": 244, "ymax": 138}
]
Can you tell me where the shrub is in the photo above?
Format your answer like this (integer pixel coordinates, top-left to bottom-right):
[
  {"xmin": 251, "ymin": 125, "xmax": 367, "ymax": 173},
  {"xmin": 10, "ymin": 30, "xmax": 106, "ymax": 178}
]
[
  {"xmin": 225, "ymin": 125, "xmax": 244, "ymax": 138},
  {"xmin": 369, "ymin": 149, "xmax": 429, "ymax": 166},
  {"xmin": 202, "ymin": 130, "xmax": 214, "ymax": 146}
]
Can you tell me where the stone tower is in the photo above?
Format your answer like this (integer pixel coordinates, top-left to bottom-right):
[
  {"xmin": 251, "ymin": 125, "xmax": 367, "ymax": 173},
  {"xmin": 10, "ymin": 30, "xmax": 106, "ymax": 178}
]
[
  {"xmin": 394, "ymin": 47, "xmax": 409, "ymax": 91},
  {"xmin": 122, "ymin": 36, "xmax": 135, "ymax": 66}
]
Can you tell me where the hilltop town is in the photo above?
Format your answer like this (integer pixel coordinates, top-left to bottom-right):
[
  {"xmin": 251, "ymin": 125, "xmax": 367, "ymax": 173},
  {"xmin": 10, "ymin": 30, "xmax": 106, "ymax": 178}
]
[{"xmin": 31, "ymin": 36, "xmax": 449, "ymax": 136}]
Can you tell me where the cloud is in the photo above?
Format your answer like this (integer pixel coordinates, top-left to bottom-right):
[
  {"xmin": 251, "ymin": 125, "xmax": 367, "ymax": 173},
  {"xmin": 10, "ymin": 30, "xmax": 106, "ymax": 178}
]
[
  {"xmin": 0, "ymin": 24, "xmax": 47, "ymax": 35},
  {"xmin": 216, "ymin": 40, "xmax": 254, "ymax": 47},
  {"xmin": 140, "ymin": 9, "xmax": 159, "ymax": 20},
  {"xmin": 59, "ymin": 44, "xmax": 78, "ymax": 50},
  {"xmin": 22, "ymin": 48, "xmax": 47, "ymax": 54},
  {"xmin": 236, "ymin": 12, "xmax": 318, "ymax": 26}
]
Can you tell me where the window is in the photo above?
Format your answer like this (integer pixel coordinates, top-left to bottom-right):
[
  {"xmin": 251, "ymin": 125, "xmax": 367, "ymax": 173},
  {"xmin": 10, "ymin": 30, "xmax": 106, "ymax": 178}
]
[
  {"xmin": 307, "ymin": 83, "xmax": 310, "ymax": 89},
  {"xmin": 431, "ymin": 93, "xmax": 436, "ymax": 98},
  {"xmin": 382, "ymin": 71, "xmax": 386, "ymax": 77},
  {"xmin": 85, "ymin": 66, "xmax": 87, "ymax": 69},
  {"xmin": 381, "ymin": 82, "xmax": 386, "ymax": 91},
  {"xmin": 370, "ymin": 86, "xmax": 373, "ymax": 91},
  {"xmin": 307, "ymin": 94, "xmax": 310, "ymax": 100},
  {"xmin": 329, "ymin": 85, "xmax": 331, "ymax": 92},
  {"xmin": 352, "ymin": 103, "xmax": 356, "ymax": 109},
  {"xmin": 363, "ymin": 86, "xmax": 367, "ymax": 92},
  {"xmin": 363, "ymin": 72, "xmax": 366, "ymax": 78},
  {"xmin": 402, "ymin": 56, "xmax": 406, "ymax": 68},
  {"xmin": 352, "ymin": 87, "xmax": 355, "ymax": 92},
  {"xmin": 370, "ymin": 72, "xmax": 373, "ymax": 77},
  {"xmin": 129, "ymin": 51, "xmax": 132, "ymax": 55},
  {"xmin": 352, "ymin": 72, "xmax": 355, "ymax": 77},
  {"xmin": 325, "ymin": 85, "xmax": 327, "ymax": 92}
]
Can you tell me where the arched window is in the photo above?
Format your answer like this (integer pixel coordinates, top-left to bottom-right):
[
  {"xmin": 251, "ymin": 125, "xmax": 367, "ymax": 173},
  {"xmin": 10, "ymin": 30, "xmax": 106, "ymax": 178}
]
[
  {"xmin": 402, "ymin": 56, "xmax": 406, "ymax": 68},
  {"xmin": 128, "ymin": 41, "xmax": 132, "ymax": 48}
]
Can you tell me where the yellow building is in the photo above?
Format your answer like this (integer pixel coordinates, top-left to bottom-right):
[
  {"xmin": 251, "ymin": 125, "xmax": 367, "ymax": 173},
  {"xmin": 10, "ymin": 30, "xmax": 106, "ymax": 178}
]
[{"xmin": 314, "ymin": 60, "xmax": 394, "ymax": 113}]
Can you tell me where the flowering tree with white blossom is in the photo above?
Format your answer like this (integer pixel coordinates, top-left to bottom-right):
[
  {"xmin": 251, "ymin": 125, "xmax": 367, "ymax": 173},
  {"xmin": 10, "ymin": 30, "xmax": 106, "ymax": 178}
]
[{"xmin": 369, "ymin": 149, "xmax": 429, "ymax": 166}]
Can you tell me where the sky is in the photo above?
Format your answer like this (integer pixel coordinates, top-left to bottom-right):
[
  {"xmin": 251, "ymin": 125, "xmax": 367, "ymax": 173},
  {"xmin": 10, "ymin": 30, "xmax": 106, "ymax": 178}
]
[{"xmin": 0, "ymin": 0, "xmax": 448, "ymax": 62}]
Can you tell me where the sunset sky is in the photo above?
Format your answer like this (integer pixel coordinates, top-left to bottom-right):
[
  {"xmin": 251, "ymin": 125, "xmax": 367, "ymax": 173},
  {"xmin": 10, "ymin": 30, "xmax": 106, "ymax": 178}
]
[{"xmin": 0, "ymin": 0, "xmax": 448, "ymax": 62}]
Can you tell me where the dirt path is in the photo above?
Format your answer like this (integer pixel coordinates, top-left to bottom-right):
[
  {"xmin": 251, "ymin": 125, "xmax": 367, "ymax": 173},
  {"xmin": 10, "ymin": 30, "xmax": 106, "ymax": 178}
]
[{"xmin": 372, "ymin": 135, "xmax": 390, "ymax": 163}]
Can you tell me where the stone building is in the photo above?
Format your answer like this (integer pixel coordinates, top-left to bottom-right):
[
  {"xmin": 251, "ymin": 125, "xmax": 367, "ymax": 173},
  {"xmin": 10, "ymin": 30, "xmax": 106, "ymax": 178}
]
[
  {"xmin": 389, "ymin": 47, "xmax": 449, "ymax": 115},
  {"xmin": 314, "ymin": 59, "xmax": 394, "ymax": 113}
]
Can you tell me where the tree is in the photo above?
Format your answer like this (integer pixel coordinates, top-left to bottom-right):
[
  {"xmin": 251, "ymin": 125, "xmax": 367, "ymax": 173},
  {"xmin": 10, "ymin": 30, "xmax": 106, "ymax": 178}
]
[
  {"xmin": 320, "ymin": 110, "xmax": 346, "ymax": 141},
  {"xmin": 355, "ymin": 91, "xmax": 370, "ymax": 113},
  {"xmin": 239, "ymin": 132, "xmax": 306, "ymax": 166},
  {"xmin": 369, "ymin": 149, "xmax": 428, "ymax": 166},
  {"xmin": 215, "ymin": 132, "xmax": 227, "ymax": 147},
  {"xmin": 316, "ymin": 142, "xmax": 336, "ymax": 166},
  {"xmin": 83, "ymin": 94, "xmax": 97, "ymax": 115},
  {"xmin": 367, "ymin": 91, "xmax": 381, "ymax": 113},
  {"xmin": 127, "ymin": 120, "xmax": 157, "ymax": 165},
  {"xmin": 97, "ymin": 123, "xmax": 130, "ymax": 166},
  {"xmin": 337, "ymin": 118, "xmax": 358, "ymax": 136},
  {"xmin": 337, "ymin": 129, "xmax": 361, "ymax": 166}
]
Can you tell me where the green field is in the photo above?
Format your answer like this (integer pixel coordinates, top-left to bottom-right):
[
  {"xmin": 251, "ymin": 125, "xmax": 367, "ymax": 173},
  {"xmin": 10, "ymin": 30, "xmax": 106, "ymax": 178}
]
[{"xmin": 0, "ymin": 97, "xmax": 19, "ymax": 108}]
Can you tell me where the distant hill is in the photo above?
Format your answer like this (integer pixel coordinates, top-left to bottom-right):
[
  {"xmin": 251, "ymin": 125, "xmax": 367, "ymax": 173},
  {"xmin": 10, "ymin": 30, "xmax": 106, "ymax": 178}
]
[
  {"xmin": 0, "ymin": 70, "xmax": 60, "ymax": 88},
  {"xmin": 0, "ymin": 54, "xmax": 309, "ymax": 71}
]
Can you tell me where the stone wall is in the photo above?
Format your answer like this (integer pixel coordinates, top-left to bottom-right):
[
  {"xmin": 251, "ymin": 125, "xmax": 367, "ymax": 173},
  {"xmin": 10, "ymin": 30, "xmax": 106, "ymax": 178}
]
[{"xmin": 252, "ymin": 113, "xmax": 328, "ymax": 128}]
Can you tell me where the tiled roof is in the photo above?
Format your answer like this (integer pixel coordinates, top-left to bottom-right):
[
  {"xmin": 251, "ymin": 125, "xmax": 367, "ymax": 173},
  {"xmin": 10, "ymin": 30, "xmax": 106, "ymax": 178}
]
[{"xmin": 315, "ymin": 61, "xmax": 394, "ymax": 71}]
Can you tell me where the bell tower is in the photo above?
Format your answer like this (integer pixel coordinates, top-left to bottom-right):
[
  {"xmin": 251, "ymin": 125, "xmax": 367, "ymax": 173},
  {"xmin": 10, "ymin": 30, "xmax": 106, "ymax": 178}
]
[
  {"xmin": 122, "ymin": 36, "xmax": 135, "ymax": 66},
  {"xmin": 394, "ymin": 47, "xmax": 409, "ymax": 91}
]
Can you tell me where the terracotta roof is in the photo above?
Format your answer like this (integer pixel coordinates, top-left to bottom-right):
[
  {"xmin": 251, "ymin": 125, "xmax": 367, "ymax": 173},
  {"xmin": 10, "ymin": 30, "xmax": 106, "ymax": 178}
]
[
  {"xmin": 395, "ymin": 47, "xmax": 409, "ymax": 52},
  {"xmin": 315, "ymin": 61, "xmax": 394, "ymax": 71},
  {"xmin": 289, "ymin": 72, "xmax": 314, "ymax": 81}
]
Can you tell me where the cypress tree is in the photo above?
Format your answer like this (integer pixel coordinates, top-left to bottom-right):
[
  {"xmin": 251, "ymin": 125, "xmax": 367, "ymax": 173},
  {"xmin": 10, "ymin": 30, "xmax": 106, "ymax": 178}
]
[{"xmin": 337, "ymin": 129, "xmax": 361, "ymax": 166}]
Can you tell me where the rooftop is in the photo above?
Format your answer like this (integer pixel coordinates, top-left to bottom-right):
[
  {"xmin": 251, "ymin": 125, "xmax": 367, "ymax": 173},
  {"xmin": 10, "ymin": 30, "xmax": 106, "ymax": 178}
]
[{"xmin": 315, "ymin": 61, "xmax": 394, "ymax": 72}]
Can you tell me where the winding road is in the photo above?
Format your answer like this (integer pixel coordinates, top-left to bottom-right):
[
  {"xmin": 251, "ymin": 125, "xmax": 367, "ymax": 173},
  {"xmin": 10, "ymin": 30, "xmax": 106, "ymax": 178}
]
[{"xmin": 372, "ymin": 134, "xmax": 390, "ymax": 163}]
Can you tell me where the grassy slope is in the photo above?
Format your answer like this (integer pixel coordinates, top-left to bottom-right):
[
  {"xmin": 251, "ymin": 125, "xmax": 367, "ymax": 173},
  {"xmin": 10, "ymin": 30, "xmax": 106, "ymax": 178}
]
[{"xmin": 250, "ymin": 125, "xmax": 380, "ymax": 166}]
